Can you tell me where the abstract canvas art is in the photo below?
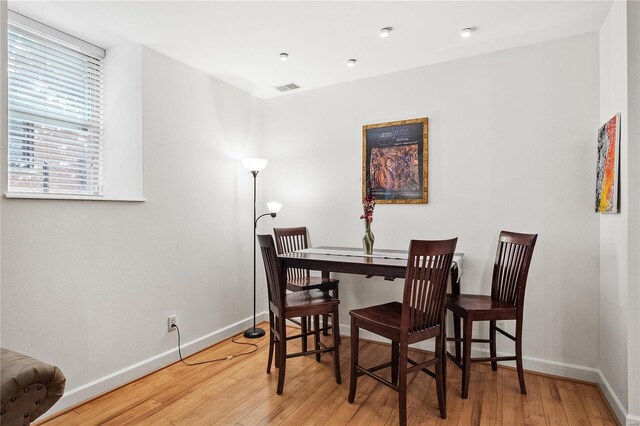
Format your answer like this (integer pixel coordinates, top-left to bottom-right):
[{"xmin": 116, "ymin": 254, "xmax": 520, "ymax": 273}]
[{"xmin": 595, "ymin": 113, "xmax": 621, "ymax": 213}]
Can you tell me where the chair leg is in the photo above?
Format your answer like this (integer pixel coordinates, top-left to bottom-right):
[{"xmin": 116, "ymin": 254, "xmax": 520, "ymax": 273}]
[
  {"xmin": 453, "ymin": 312, "xmax": 462, "ymax": 362},
  {"xmin": 277, "ymin": 318, "xmax": 287, "ymax": 395},
  {"xmin": 322, "ymin": 314, "xmax": 329, "ymax": 336},
  {"xmin": 516, "ymin": 319, "xmax": 527, "ymax": 395},
  {"xmin": 435, "ymin": 334, "xmax": 447, "ymax": 419},
  {"xmin": 332, "ymin": 306, "xmax": 341, "ymax": 384},
  {"xmin": 461, "ymin": 318, "xmax": 473, "ymax": 399},
  {"xmin": 398, "ymin": 343, "xmax": 408, "ymax": 426},
  {"xmin": 274, "ymin": 317, "xmax": 281, "ymax": 369},
  {"xmin": 490, "ymin": 320, "xmax": 498, "ymax": 371},
  {"xmin": 329, "ymin": 313, "xmax": 342, "ymax": 345},
  {"xmin": 314, "ymin": 315, "xmax": 321, "ymax": 362},
  {"xmin": 442, "ymin": 324, "xmax": 447, "ymax": 398},
  {"xmin": 267, "ymin": 312, "xmax": 275, "ymax": 373},
  {"xmin": 391, "ymin": 341, "xmax": 399, "ymax": 386},
  {"xmin": 301, "ymin": 316, "xmax": 308, "ymax": 352},
  {"xmin": 348, "ymin": 317, "xmax": 359, "ymax": 403}
]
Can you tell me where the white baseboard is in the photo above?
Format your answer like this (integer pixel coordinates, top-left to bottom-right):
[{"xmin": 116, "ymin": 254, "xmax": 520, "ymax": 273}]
[
  {"xmin": 597, "ymin": 371, "xmax": 639, "ymax": 426},
  {"xmin": 41, "ymin": 312, "xmax": 269, "ymax": 421}
]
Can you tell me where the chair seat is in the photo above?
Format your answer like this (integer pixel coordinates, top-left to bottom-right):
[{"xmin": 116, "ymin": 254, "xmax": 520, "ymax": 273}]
[
  {"xmin": 283, "ymin": 289, "xmax": 339, "ymax": 317},
  {"xmin": 286, "ymin": 276, "xmax": 339, "ymax": 292},
  {"xmin": 350, "ymin": 302, "xmax": 441, "ymax": 342},
  {"xmin": 350, "ymin": 301, "xmax": 402, "ymax": 335},
  {"xmin": 446, "ymin": 294, "xmax": 517, "ymax": 320}
]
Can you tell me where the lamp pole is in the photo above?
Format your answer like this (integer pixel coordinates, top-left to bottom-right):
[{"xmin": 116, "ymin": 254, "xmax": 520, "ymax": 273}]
[
  {"xmin": 244, "ymin": 170, "xmax": 266, "ymax": 338},
  {"xmin": 242, "ymin": 158, "xmax": 280, "ymax": 339}
]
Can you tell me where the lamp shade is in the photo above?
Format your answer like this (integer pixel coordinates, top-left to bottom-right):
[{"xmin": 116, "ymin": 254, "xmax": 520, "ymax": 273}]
[
  {"xmin": 242, "ymin": 158, "xmax": 268, "ymax": 172},
  {"xmin": 267, "ymin": 201, "xmax": 282, "ymax": 214}
]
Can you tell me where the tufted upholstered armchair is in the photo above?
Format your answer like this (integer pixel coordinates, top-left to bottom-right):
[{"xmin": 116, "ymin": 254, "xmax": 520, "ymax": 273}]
[{"xmin": 0, "ymin": 348, "xmax": 66, "ymax": 425}]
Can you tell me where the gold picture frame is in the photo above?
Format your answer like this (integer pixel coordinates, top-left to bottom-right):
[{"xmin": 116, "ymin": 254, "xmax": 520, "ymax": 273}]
[{"xmin": 362, "ymin": 117, "xmax": 428, "ymax": 204}]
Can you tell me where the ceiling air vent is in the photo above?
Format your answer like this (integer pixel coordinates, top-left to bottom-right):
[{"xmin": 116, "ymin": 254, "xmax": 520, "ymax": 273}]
[{"xmin": 274, "ymin": 83, "xmax": 301, "ymax": 92}]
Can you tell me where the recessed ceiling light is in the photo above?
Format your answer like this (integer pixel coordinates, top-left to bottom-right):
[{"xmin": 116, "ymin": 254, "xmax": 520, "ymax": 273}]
[
  {"xmin": 379, "ymin": 27, "xmax": 393, "ymax": 38},
  {"xmin": 347, "ymin": 59, "xmax": 357, "ymax": 67},
  {"xmin": 279, "ymin": 52, "xmax": 289, "ymax": 61},
  {"xmin": 460, "ymin": 27, "xmax": 476, "ymax": 38}
]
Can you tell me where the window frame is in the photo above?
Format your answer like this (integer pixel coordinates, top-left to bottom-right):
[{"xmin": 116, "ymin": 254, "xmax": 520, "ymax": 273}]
[{"xmin": 5, "ymin": 11, "xmax": 107, "ymax": 200}]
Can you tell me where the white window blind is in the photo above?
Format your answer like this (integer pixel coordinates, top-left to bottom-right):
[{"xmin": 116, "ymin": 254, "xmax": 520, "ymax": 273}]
[{"xmin": 7, "ymin": 12, "xmax": 105, "ymax": 197}]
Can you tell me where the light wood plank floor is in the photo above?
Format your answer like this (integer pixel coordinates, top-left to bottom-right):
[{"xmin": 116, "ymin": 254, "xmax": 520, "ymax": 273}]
[{"xmin": 40, "ymin": 325, "xmax": 617, "ymax": 426}]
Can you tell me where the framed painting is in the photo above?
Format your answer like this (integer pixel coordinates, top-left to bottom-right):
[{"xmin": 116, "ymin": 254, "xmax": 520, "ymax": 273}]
[
  {"xmin": 595, "ymin": 113, "xmax": 620, "ymax": 213},
  {"xmin": 362, "ymin": 117, "xmax": 428, "ymax": 204}
]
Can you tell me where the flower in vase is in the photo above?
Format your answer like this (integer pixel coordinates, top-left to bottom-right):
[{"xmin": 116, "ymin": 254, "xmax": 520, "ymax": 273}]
[{"xmin": 360, "ymin": 194, "xmax": 376, "ymax": 224}]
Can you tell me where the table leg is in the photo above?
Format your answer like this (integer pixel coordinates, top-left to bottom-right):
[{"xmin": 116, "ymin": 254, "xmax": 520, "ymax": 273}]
[
  {"xmin": 453, "ymin": 313, "xmax": 461, "ymax": 362},
  {"xmin": 450, "ymin": 264, "xmax": 461, "ymax": 361},
  {"xmin": 322, "ymin": 271, "xmax": 331, "ymax": 336}
]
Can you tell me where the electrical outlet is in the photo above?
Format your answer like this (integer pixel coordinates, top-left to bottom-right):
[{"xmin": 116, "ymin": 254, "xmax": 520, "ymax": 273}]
[{"xmin": 168, "ymin": 315, "xmax": 177, "ymax": 332}]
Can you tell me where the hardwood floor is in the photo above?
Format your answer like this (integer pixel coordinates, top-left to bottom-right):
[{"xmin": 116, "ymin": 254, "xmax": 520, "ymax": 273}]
[{"xmin": 40, "ymin": 325, "xmax": 617, "ymax": 426}]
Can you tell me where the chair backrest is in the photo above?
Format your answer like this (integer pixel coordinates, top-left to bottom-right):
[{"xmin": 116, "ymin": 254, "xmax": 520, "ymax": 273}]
[
  {"xmin": 273, "ymin": 227, "xmax": 310, "ymax": 281},
  {"xmin": 490, "ymin": 231, "xmax": 538, "ymax": 308},
  {"xmin": 258, "ymin": 234, "xmax": 286, "ymax": 312},
  {"xmin": 402, "ymin": 238, "xmax": 458, "ymax": 334}
]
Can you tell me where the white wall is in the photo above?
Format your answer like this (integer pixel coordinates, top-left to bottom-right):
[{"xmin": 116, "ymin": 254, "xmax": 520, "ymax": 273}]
[
  {"xmin": 0, "ymin": 46, "xmax": 266, "ymax": 414},
  {"xmin": 598, "ymin": 2, "xmax": 636, "ymax": 423},
  {"xmin": 627, "ymin": 0, "xmax": 640, "ymax": 420},
  {"xmin": 102, "ymin": 39, "xmax": 144, "ymax": 201},
  {"xmin": 263, "ymin": 34, "xmax": 601, "ymax": 378}
]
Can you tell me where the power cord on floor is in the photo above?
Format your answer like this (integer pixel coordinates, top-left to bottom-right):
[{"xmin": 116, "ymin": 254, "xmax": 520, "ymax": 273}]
[{"xmin": 173, "ymin": 324, "xmax": 259, "ymax": 366}]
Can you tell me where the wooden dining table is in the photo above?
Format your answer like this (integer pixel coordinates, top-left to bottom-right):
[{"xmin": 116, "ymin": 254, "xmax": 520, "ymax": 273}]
[
  {"xmin": 278, "ymin": 246, "xmax": 466, "ymax": 355},
  {"xmin": 278, "ymin": 246, "xmax": 464, "ymax": 293}
]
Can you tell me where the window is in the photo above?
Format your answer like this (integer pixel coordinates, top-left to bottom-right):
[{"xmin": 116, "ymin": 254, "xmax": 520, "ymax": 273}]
[{"xmin": 7, "ymin": 12, "xmax": 105, "ymax": 197}]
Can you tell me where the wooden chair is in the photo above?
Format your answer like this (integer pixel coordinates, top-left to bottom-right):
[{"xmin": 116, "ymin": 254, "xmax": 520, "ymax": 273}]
[
  {"xmin": 273, "ymin": 227, "xmax": 339, "ymax": 348},
  {"xmin": 446, "ymin": 231, "xmax": 537, "ymax": 399},
  {"xmin": 348, "ymin": 238, "xmax": 458, "ymax": 426},
  {"xmin": 258, "ymin": 234, "xmax": 341, "ymax": 394}
]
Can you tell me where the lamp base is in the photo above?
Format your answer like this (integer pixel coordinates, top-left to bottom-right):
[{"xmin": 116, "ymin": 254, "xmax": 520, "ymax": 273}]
[{"xmin": 243, "ymin": 327, "xmax": 266, "ymax": 339}]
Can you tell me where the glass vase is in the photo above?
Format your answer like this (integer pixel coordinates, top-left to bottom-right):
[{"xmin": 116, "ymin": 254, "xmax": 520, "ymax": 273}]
[{"xmin": 362, "ymin": 222, "xmax": 375, "ymax": 255}]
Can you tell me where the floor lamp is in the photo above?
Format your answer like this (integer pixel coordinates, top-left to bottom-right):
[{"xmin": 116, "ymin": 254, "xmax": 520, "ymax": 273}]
[{"xmin": 242, "ymin": 158, "xmax": 282, "ymax": 339}]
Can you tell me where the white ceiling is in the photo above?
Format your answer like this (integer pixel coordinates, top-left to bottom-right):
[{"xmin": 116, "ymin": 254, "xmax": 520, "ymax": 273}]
[{"xmin": 9, "ymin": 1, "xmax": 613, "ymax": 99}]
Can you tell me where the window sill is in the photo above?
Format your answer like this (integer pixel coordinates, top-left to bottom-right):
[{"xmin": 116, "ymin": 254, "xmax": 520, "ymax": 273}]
[{"xmin": 4, "ymin": 192, "xmax": 146, "ymax": 202}]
